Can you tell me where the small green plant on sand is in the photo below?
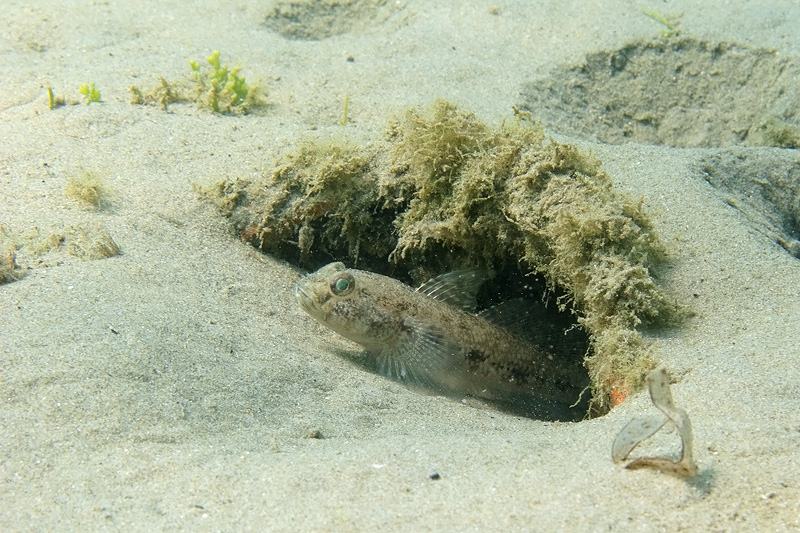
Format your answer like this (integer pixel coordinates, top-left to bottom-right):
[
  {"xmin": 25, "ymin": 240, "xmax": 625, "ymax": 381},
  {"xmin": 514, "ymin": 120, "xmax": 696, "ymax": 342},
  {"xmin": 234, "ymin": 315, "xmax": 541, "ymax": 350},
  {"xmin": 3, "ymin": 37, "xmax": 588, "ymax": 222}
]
[
  {"xmin": 130, "ymin": 51, "xmax": 265, "ymax": 114},
  {"xmin": 78, "ymin": 82, "xmax": 101, "ymax": 104},
  {"xmin": 46, "ymin": 86, "xmax": 65, "ymax": 109},
  {"xmin": 339, "ymin": 94, "xmax": 350, "ymax": 125},
  {"xmin": 640, "ymin": 6, "xmax": 680, "ymax": 37},
  {"xmin": 190, "ymin": 50, "xmax": 262, "ymax": 114}
]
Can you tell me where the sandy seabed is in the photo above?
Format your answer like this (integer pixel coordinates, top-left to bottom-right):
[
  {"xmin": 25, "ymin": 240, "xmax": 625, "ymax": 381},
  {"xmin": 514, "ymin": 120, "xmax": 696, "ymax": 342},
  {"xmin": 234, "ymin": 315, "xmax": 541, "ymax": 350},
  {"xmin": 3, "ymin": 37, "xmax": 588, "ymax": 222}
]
[{"xmin": 1, "ymin": 1, "xmax": 799, "ymax": 530}]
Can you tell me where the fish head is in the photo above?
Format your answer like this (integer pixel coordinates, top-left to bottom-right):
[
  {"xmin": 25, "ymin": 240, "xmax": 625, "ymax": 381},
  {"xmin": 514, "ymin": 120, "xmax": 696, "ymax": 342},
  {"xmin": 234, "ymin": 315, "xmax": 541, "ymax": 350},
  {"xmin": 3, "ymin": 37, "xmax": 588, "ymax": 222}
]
[{"xmin": 295, "ymin": 262, "xmax": 391, "ymax": 350}]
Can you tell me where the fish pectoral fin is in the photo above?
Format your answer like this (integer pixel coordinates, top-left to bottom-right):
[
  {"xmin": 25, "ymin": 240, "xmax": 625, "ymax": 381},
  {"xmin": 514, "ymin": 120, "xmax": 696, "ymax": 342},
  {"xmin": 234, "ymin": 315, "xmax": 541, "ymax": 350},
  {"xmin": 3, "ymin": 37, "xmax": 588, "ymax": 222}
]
[{"xmin": 375, "ymin": 317, "xmax": 464, "ymax": 391}]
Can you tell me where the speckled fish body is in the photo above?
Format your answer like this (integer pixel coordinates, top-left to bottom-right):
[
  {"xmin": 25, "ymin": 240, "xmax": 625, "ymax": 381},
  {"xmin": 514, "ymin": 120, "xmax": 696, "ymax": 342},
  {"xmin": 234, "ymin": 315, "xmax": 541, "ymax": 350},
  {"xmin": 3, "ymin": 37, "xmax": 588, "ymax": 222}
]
[{"xmin": 295, "ymin": 262, "xmax": 588, "ymax": 420}]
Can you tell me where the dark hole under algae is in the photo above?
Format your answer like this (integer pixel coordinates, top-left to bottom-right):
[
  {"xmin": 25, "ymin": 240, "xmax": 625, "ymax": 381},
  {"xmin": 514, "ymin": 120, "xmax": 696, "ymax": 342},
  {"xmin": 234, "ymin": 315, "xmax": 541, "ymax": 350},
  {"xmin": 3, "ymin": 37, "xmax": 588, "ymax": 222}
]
[{"xmin": 204, "ymin": 99, "xmax": 686, "ymax": 415}]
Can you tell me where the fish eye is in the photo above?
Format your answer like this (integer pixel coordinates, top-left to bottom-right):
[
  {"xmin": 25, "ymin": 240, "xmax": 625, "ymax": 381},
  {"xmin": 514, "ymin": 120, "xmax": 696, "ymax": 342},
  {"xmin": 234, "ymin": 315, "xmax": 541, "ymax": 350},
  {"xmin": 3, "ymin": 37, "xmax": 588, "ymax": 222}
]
[{"xmin": 331, "ymin": 273, "xmax": 355, "ymax": 296}]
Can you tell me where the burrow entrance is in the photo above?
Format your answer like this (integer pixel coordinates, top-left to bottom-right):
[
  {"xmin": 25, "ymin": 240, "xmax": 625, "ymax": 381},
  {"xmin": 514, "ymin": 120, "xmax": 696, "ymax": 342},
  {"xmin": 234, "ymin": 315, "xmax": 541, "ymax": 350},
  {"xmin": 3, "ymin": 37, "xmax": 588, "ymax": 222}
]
[{"xmin": 205, "ymin": 100, "xmax": 683, "ymax": 418}]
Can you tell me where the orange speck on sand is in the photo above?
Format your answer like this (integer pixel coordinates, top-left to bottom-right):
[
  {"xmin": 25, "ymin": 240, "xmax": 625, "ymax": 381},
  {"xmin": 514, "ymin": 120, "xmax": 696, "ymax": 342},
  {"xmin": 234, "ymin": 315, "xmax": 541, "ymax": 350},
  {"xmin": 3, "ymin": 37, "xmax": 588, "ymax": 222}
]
[{"xmin": 610, "ymin": 388, "xmax": 628, "ymax": 407}]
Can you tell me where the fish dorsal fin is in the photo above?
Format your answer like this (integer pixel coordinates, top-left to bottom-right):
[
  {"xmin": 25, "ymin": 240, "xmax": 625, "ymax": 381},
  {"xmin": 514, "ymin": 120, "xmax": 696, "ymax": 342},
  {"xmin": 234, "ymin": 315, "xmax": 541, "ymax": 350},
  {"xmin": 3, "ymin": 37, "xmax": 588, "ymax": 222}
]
[
  {"xmin": 374, "ymin": 316, "xmax": 464, "ymax": 390},
  {"xmin": 416, "ymin": 269, "xmax": 490, "ymax": 312}
]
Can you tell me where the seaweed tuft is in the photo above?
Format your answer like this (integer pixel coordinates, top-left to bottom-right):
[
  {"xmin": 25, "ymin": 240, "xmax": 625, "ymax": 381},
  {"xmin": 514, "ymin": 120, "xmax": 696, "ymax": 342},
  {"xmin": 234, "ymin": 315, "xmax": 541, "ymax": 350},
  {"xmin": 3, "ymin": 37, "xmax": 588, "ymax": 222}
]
[{"xmin": 65, "ymin": 171, "xmax": 106, "ymax": 209}]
